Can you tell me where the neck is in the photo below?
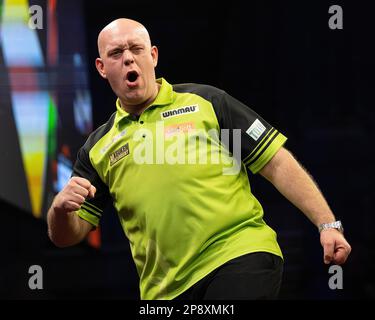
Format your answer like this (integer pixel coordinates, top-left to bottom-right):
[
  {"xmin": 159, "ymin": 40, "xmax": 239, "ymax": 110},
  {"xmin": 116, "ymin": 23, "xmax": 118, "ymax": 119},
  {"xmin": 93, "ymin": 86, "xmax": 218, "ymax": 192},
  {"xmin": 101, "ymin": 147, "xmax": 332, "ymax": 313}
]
[{"xmin": 120, "ymin": 83, "xmax": 160, "ymax": 116}]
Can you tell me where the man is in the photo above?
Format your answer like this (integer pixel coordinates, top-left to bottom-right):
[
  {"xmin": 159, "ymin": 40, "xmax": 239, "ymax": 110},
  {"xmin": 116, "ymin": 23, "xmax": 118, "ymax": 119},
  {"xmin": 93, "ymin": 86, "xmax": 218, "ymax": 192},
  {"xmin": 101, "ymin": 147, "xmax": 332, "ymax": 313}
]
[{"xmin": 47, "ymin": 18, "xmax": 351, "ymax": 300}]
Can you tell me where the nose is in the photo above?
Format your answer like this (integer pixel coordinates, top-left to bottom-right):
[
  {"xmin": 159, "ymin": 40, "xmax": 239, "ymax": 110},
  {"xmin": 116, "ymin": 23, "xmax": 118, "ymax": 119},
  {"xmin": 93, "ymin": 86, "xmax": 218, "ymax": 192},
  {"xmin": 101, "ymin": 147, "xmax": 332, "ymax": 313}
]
[{"xmin": 123, "ymin": 50, "xmax": 134, "ymax": 66}]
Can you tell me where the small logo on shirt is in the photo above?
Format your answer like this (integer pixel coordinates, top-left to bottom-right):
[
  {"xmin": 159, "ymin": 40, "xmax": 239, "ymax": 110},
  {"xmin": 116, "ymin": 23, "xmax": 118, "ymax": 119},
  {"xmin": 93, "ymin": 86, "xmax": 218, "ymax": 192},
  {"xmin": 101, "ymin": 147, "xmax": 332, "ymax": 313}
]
[
  {"xmin": 246, "ymin": 119, "xmax": 266, "ymax": 141},
  {"xmin": 161, "ymin": 105, "xmax": 199, "ymax": 119},
  {"xmin": 109, "ymin": 143, "xmax": 129, "ymax": 166},
  {"xmin": 101, "ymin": 129, "xmax": 127, "ymax": 154},
  {"xmin": 164, "ymin": 122, "xmax": 196, "ymax": 138}
]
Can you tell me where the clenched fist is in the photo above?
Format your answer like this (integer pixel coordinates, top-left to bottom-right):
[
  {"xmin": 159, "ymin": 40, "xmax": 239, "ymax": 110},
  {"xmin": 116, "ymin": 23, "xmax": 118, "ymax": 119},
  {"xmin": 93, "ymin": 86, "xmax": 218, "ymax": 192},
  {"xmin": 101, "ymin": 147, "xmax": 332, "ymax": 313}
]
[
  {"xmin": 53, "ymin": 177, "xmax": 96, "ymax": 213},
  {"xmin": 320, "ymin": 229, "xmax": 351, "ymax": 265}
]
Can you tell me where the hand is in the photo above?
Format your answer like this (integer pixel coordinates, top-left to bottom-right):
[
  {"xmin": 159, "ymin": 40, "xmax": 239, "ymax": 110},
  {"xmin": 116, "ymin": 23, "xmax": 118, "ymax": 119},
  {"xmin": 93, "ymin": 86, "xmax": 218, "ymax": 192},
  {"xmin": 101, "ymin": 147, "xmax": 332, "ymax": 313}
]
[
  {"xmin": 320, "ymin": 229, "xmax": 351, "ymax": 265},
  {"xmin": 53, "ymin": 177, "xmax": 96, "ymax": 213}
]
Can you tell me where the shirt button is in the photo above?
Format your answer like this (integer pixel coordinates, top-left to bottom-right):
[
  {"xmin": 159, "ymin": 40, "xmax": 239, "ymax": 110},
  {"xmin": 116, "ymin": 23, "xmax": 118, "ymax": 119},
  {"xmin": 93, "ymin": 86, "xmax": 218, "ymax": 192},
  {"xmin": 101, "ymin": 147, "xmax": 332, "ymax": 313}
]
[{"xmin": 142, "ymin": 134, "xmax": 146, "ymax": 138}]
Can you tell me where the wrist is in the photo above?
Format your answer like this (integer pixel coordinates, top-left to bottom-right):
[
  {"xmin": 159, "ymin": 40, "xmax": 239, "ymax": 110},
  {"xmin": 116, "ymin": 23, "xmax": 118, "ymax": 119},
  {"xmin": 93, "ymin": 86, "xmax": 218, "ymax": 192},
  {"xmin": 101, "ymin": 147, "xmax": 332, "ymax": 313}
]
[{"xmin": 318, "ymin": 220, "xmax": 344, "ymax": 234}]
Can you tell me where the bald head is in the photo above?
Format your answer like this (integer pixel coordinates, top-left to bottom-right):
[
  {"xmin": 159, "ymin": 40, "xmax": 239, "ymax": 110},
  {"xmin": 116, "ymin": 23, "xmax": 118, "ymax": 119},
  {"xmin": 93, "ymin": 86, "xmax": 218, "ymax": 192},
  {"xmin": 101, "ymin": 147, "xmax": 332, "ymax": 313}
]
[
  {"xmin": 97, "ymin": 18, "xmax": 151, "ymax": 58},
  {"xmin": 95, "ymin": 18, "xmax": 159, "ymax": 114}
]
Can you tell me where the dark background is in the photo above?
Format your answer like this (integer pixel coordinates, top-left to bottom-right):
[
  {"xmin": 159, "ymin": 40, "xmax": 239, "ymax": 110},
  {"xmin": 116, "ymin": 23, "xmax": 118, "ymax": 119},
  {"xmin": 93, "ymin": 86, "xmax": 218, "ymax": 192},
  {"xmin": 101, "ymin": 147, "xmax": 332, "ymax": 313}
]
[{"xmin": 1, "ymin": 0, "xmax": 374, "ymax": 299}]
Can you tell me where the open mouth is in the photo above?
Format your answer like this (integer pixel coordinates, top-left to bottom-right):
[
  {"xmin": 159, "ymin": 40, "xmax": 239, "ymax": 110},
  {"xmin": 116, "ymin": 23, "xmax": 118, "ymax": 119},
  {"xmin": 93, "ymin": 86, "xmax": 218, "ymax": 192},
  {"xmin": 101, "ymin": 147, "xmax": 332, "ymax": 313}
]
[{"xmin": 126, "ymin": 71, "xmax": 139, "ymax": 83}]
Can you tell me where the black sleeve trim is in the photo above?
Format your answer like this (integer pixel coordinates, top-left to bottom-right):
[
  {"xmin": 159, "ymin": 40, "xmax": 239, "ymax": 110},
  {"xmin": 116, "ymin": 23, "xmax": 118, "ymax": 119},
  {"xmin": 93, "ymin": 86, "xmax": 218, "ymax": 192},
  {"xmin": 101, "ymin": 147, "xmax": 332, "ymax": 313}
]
[
  {"xmin": 243, "ymin": 127, "xmax": 275, "ymax": 163},
  {"xmin": 81, "ymin": 203, "xmax": 101, "ymax": 219},
  {"xmin": 246, "ymin": 132, "xmax": 279, "ymax": 166}
]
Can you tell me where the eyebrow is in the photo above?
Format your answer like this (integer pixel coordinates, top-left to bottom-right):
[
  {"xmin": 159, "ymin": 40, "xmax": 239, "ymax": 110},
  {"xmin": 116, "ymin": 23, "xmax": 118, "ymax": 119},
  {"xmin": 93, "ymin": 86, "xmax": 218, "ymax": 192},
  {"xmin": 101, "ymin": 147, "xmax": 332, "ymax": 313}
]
[
  {"xmin": 106, "ymin": 41, "xmax": 145, "ymax": 56},
  {"xmin": 107, "ymin": 45, "xmax": 124, "ymax": 56}
]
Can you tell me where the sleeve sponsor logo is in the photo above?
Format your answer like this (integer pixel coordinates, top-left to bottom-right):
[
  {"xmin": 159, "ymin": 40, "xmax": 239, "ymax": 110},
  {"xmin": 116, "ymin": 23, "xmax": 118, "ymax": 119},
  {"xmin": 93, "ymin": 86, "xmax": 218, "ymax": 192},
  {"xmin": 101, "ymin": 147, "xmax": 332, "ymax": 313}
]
[
  {"xmin": 160, "ymin": 105, "xmax": 199, "ymax": 119},
  {"xmin": 246, "ymin": 119, "xmax": 266, "ymax": 141}
]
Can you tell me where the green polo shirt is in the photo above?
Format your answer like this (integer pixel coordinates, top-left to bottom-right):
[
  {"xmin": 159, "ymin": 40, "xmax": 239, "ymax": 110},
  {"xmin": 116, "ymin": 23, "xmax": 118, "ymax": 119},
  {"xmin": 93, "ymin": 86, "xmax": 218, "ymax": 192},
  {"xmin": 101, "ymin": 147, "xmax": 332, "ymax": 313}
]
[{"xmin": 72, "ymin": 78, "xmax": 287, "ymax": 300}]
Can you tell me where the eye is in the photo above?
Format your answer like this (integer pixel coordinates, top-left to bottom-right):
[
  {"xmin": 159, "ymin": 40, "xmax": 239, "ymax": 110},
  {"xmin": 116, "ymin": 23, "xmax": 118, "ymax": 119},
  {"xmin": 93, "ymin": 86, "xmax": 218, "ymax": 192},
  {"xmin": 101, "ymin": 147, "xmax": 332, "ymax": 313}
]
[
  {"xmin": 131, "ymin": 46, "xmax": 144, "ymax": 54},
  {"xmin": 109, "ymin": 49, "xmax": 123, "ymax": 57}
]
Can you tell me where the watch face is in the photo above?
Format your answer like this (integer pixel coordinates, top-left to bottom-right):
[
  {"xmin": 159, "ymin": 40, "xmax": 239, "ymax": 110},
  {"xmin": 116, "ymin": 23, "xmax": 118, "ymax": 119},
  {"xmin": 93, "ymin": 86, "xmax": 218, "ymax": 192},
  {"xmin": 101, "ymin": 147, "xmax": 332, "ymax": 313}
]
[{"xmin": 334, "ymin": 221, "xmax": 344, "ymax": 233}]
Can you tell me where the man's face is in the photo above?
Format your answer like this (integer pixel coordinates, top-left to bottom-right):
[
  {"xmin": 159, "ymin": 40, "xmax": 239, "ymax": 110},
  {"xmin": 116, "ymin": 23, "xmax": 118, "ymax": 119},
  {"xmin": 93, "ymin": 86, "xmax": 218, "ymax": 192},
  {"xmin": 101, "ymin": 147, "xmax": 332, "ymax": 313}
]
[{"xmin": 96, "ymin": 25, "xmax": 158, "ymax": 107}]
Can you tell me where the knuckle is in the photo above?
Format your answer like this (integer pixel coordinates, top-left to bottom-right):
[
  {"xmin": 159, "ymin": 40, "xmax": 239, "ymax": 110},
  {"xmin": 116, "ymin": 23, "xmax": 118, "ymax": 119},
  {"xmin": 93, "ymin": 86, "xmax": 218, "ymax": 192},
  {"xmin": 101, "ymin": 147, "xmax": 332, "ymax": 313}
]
[
  {"xmin": 71, "ymin": 176, "xmax": 90, "ymax": 187},
  {"xmin": 70, "ymin": 202, "xmax": 80, "ymax": 211},
  {"xmin": 81, "ymin": 178, "xmax": 91, "ymax": 187},
  {"xmin": 69, "ymin": 177, "xmax": 79, "ymax": 185},
  {"xmin": 65, "ymin": 182, "xmax": 75, "ymax": 192},
  {"xmin": 58, "ymin": 195, "xmax": 66, "ymax": 205},
  {"xmin": 78, "ymin": 196, "xmax": 85, "ymax": 205}
]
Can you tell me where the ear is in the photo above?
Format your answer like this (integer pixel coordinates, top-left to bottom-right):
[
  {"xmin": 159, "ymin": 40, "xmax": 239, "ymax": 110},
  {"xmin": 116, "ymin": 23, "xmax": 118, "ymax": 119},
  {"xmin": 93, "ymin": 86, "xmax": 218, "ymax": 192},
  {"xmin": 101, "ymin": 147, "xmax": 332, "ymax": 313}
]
[
  {"xmin": 95, "ymin": 58, "xmax": 107, "ymax": 79},
  {"xmin": 151, "ymin": 46, "xmax": 158, "ymax": 68}
]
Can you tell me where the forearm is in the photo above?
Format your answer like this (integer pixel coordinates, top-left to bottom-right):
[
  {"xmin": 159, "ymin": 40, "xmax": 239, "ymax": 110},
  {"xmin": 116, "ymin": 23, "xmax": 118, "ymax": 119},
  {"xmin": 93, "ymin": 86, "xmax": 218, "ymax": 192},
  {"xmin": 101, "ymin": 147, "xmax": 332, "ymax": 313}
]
[
  {"xmin": 260, "ymin": 148, "xmax": 335, "ymax": 227},
  {"xmin": 47, "ymin": 202, "xmax": 87, "ymax": 248}
]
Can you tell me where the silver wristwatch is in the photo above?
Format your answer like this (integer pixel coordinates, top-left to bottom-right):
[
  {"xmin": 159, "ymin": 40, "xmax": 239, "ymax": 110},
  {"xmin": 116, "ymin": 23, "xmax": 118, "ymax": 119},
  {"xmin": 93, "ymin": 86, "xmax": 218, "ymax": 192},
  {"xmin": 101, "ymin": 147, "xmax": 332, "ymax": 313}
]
[{"xmin": 318, "ymin": 220, "xmax": 344, "ymax": 233}]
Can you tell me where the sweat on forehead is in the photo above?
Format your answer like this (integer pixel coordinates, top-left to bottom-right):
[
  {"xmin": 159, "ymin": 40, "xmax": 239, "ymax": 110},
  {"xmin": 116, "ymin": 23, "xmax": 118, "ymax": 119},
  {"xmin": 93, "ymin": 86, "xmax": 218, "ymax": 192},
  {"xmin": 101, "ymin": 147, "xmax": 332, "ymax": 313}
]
[{"xmin": 97, "ymin": 18, "xmax": 151, "ymax": 56}]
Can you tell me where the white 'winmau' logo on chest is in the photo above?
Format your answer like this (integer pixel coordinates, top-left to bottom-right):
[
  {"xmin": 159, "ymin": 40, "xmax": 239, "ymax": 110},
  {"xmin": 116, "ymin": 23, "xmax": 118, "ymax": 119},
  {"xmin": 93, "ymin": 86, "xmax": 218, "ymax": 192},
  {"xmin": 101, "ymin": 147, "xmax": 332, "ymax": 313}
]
[{"xmin": 161, "ymin": 105, "xmax": 199, "ymax": 119}]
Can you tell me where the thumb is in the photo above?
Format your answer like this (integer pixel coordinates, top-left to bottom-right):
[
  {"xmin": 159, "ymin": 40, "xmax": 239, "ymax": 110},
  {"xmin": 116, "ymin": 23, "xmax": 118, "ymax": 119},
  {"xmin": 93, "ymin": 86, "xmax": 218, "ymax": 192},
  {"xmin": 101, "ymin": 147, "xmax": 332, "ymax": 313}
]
[{"xmin": 88, "ymin": 185, "xmax": 97, "ymax": 198}]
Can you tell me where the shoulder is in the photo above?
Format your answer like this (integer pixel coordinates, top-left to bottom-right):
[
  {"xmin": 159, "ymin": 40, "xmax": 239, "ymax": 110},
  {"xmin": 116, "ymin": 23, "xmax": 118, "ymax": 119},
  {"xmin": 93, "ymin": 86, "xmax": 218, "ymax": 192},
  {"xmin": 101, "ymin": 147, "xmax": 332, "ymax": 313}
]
[
  {"xmin": 173, "ymin": 83, "xmax": 226, "ymax": 102},
  {"xmin": 82, "ymin": 111, "xmax": 117, "ymax": 152}
]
